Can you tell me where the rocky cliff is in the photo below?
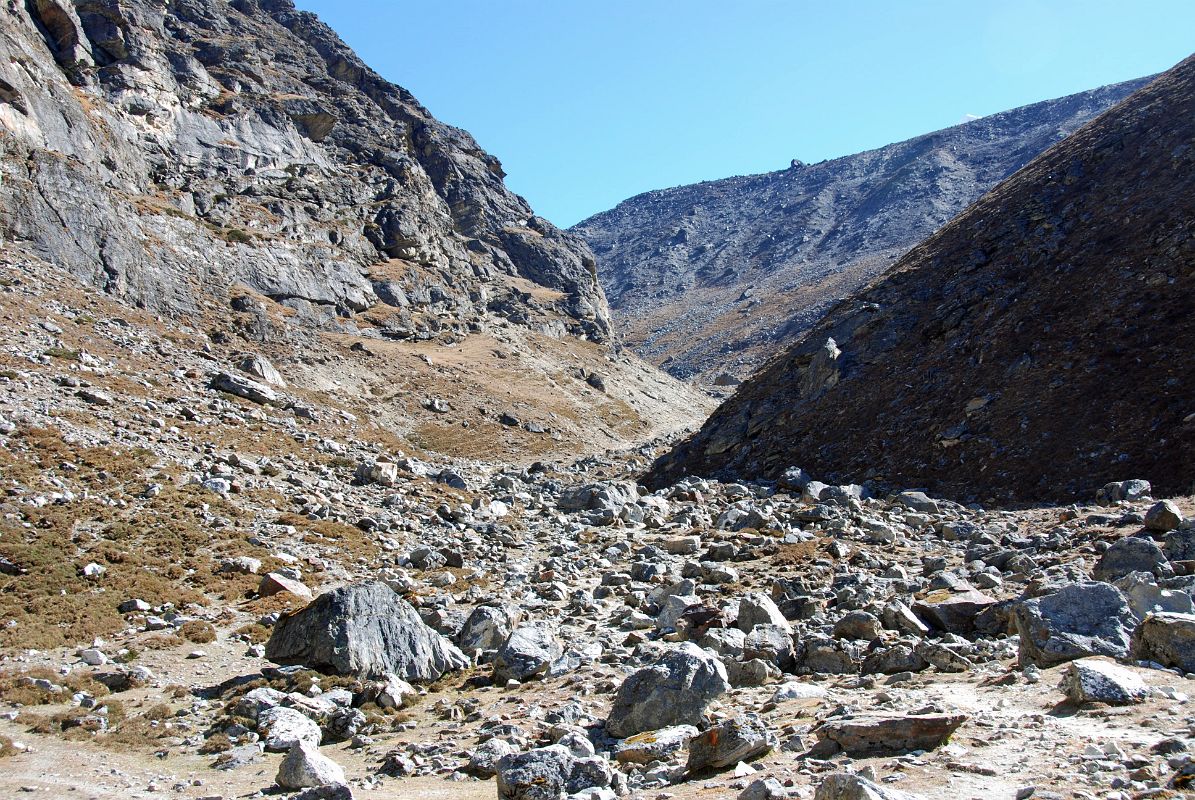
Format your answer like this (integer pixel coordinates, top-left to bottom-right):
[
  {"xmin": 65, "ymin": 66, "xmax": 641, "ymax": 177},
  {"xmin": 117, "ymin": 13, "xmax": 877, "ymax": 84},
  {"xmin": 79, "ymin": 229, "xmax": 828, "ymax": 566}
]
[
  {"xmin": 647, "ymin": 54, "xmax": 1195, "ymax": 502},
  {"xmin": 0, "ymin": 0, "xmax": 609, "ymax": 341},
  {"xmin": 573, "ymin": 77, "xmax": 1148, "ymax": 383}
]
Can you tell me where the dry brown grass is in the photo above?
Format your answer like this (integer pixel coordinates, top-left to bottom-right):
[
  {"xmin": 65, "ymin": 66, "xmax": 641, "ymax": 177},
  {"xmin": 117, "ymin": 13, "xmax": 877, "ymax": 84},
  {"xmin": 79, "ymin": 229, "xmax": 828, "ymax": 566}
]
[
  {"xmin": 0, "ymin": 735, "xmax": 18, "ymax": 757},
  {"xmin": 0, "ymin": 668, "xmax": 110, "ymax": 707},
  {"xmin": 0, "ymin": 426, "xmax": 279, "ymax": 649},
  {"xmin": 179, "ymin": 621, "xmax": 217, "ymax": 644}
]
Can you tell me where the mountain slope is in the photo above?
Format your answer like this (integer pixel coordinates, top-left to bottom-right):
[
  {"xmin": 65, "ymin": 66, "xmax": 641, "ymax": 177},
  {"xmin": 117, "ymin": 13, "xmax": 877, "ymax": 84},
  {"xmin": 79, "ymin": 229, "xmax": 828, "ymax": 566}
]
[
  {"xmin": 647, "ymin": 55, "xmax": 1195, "ymax": 502},
  {"xmin": 0, "ymin": 0, "xmax": 713, "ymax": 457},
  {"xmin": 573, "ymin": 77, "xmax": 1149, "ymax": 383}
]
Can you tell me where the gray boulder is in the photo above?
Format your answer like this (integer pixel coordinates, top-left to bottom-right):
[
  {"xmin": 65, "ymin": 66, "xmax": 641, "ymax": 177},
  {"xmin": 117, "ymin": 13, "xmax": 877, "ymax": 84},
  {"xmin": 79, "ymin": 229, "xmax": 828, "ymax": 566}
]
[
  {"xmin": 606, "ymin": 643, "xmax": 729, "ymax": 738},
  {"xmin": 1093, "ymin": 536, "xmax": 1168, "ymax": 582},
  {"xmin": 1097, "ymin": 479, "xmax": 1152, "ymax": 505},
  {"xmin": 743, "ymin": 624, "xmax": 797, "ymax": 672},
  {"xmin": 265, "ymin": 582, "xmax": 469, "ymax": 681},
  {"xmin": 275, "ymin": 740, "xmax": 346, "ymax": 790},
  {"xmin": 1115, "ymin": 571, "xmax": 1194, "ymax": 620},
  {"xmin": 558, "ymin": 481, "xmax": 639, "ymax": 513},
  {"xmin": 1063, "ymin": 658, "xmax": 1149, "ymax": 705},
  {"xmin": 815, "ymin": 773, "xmax": 926, "ymax": 800},
  {"xmin": 1164, "ymin": 527, "xmax": 1195, "ymax": 562},
  {"xmin": 1145, "ymin": 500, "xmax": 1184, "ymax": 531},
  {"xmin": 1131, "ymin": 611, "xmax": 1195, "ymax": 673},
  {"xmin": 457, "ymin": 604, "xmax": 522, "ymax": 654},
  {"xmin": 258, "ymin": 706, "xmax": 321, "ymax": 752},
  {"xmin": 492, "ymin": 622, "xmax": 562, "ymax": 682},
  {"xmin": 1014, "ymin": 581, "xmax": 1135, "ymax": 667},
  {"xmin": 211, "ymin": 371, "xmax": 278, "ymax": 405},
  {"xmin": 737, "ymin": 592, "xmax": 791, "ymax": 633},
  {"xmin": 687, "ymin": 715, "xmax": 778, "ymax": 772},
  {"xmin": 495, "ymin": 745, "xmax": 573, "ymax": 800}
]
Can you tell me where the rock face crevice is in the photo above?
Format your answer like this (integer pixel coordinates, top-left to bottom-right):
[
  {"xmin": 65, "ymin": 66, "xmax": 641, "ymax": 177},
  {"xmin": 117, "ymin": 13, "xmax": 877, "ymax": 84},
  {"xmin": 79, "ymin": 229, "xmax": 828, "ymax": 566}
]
[
  {"xmin": 573, "ymin": 77, "xmax": 1148, "ymax": 382},
  {"xmin": 647, "ymin": 54, "xmax": 1195, "ymax": 502},
  {"xmin": 0, "ymin": 0, "xmax": 610, "ymax": 341}
]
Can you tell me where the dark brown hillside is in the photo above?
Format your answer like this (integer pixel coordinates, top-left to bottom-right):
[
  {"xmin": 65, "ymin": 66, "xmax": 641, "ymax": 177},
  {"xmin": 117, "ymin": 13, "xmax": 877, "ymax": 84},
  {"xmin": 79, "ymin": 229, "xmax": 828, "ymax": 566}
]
[{"xmin": 647, "ymin": 54, "xmax": 1195, "ymax": 502}]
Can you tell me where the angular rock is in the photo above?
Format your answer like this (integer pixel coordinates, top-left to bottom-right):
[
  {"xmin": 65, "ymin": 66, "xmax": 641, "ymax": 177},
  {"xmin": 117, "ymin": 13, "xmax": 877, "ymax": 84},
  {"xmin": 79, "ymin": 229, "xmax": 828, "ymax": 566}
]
[
  {"xmin": 265, "ymin": 582, "xmax": 468, "ymax": 681},
  {"xmin": 740, "ymin": 778, "xmax": 788, "ymax": 800},
  {"xmin": 605, "ymin": 643, "xmax": 730, "ymax": 738},
  {"xmin": 465, "ymin": 738, "xmax": 517, "ymax": 777},
  {"xmin": 1115, "ymin": 571, "xmax": 1194, "ymax": 620},
  {"xmin": 1097, "ymin": 479, "xmax": 1153, "ymax": 505},
  {"xmin": 832, "ymin": 611, "xmax": 883, "ymax": 641},
  {"xmin": 1145, "ymin": 500, "xmax": 1184, "ymax": 532},
  {"xmin": 211, "ymin": 372, "xmax": 278, "ymax": 405},
  {"xmin": 1131, "ymin": 611, "xmax": 1195, "ymax": 673},
  {"xmin": 492, "ymin": 622, "xmax": 562, "ymax": 682},
  {"xmin": 1163, "ymin": 527, "xmax": 1195, "ymax": 562},
  {"xmin": 259, "ymin": 572, "xmax": 313, "ymax": 601},
  {"xmin": 1063, "ymin": 658, "xmax": 1149, "ymax": 705},
  {"xmin": 912, "ymin": 589, "xmax": 997, "ymax": 634},
  {"xmin": 743, "ymin": 623, "xmax": 797, "ymax": 672},
  {"xmin": 815, "ymin": 772, "xmax": 926, "ymax": 800},
  {"xmin": 687, "ymin": 715, "xmax": 778, "ymax": 772},
  {"xmin": 496, "ymin": 745, "xmax": 574, "ymax": 800},
  {"xmin": 457, "ymin": 604, "xmax": 522, "ymax": 653},
  {"xmin": 737, "ymin": 592, "xmax": 791, "ymax": 633},
  {"xmin": 275, "ymin": 740, "xmax": 346, "ymax": 789},
  {"xmin": 1093, "ymin": 536, "xmax": 1168, "ymax": 582},
  {"xmin": 813, "ymin": 713, "xmax": 967, "ymax": 756},
  {"xmin": 238, "ymin": 355, "xmax": 286, "ymax": 387},
  {"xmin": 258, "ymin": 706, "xmax": 322, "ymax": 752},
  {"xmin": 614, "ymin": 725, "xmax": 698, "ymax": 765},
  {"xmin": 1013, "ymin": 581, "xmax": 1135, "ymax": 667}
]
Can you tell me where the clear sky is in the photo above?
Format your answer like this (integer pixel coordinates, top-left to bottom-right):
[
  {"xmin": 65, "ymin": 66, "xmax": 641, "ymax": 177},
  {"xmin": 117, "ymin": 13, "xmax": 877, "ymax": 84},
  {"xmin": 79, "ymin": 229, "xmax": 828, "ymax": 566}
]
[{"xmin": 293, "ymin": 1, "xmax": 1194, "ymax": 228}]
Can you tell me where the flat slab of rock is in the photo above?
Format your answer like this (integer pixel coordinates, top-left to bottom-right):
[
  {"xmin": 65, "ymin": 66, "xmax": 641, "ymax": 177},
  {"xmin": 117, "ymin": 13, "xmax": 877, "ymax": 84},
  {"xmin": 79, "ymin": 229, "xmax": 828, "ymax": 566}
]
[
  {"xmin": 1063, "ymin": 658, "xmax": 1149, "ymax": 705},
  {"xmin": 614, "ymin": 725, "xmax": 698, "ymax": 765},
  {"xmin": 812, "ymin": 713, "xmax": 967, "ymax": 756},
  {"xmin": 259, "ymin": 572, "xmax": 313, "ymax": 601},
  {"xmin": 1013, "ymin": 581, "xmax": 1135, "ymax": 667},
  {"xmin": 265, "ymin": 581, "xmax": 468, "ymax": 681},
  {"xmin": 912, "ymin": 589, "xmax": 997, "ymax": 634}
]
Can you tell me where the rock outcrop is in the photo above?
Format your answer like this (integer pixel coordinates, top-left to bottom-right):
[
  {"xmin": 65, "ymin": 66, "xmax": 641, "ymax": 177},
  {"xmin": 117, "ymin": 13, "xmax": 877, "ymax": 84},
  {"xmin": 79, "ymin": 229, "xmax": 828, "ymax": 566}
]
[
  {"xmin": 573, "ymin": 78, "xmax": 1147, "ymax": 383},
  {"xmin": 647, "ymin": 54, "xmax": 1195, "ymax": 502},
  {"xmin": 0, "ymin": 0, "xmax": 609, "ymax": 341}
]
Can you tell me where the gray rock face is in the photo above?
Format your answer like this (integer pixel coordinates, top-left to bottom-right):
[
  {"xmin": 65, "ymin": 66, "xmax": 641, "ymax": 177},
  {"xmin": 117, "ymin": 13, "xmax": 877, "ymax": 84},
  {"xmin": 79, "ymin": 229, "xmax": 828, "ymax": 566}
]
[
  {"xmin": 0, "ymin": 0, "xmax": 610, "ymax": 351},
  {"xmin": 1131, "ymin": 612, "xmax": 1195, "ymax": 673},
  {"xmin": 574, "ymin": 78, "xmax": 1146, "ymax": 383},
  {"xmin": 1093, "ymin": 536, "xmax": 1168, "ymax": 582},
  {"xmin": 1144, "ymin": 500, "xmax": 1184, "ymax": 532},
  {"xmin": 1163, "ymin": 528, "xmax": 1195, "ymax": 562},
  {"xmin": 605, "ymin": 643, "xmax": 730, "ymax": 738},
  {"xmin": 1063, "ymin": 658, "xmax": 1149, "ymax": 705},
  {"xmin": 1115, "ymin": 571, "xmax": 1194, "ymax": 620},
  {"xmin": 492, "ymin": 623, "xmax": 562, "ymax": 682},
  {"xmin": 686, "ymin": 715, "xmax": 777, "ymax": 772},
  {"xmin": 1014, "ymin": 582, "xmax": 1136, "ymax": 667},
  {"xmin": 265, "ymin": 582, "xmax": 468, "ymax": 681}
]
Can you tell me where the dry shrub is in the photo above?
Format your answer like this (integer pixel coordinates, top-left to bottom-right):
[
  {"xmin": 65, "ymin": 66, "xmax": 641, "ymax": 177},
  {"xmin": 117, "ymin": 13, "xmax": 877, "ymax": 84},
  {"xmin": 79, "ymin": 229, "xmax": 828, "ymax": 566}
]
[
  {"xmin": 198, "ymin": 731, "xmax": 232, "ymax": 754},
  {"xmin": 141, "ymin": 634, "xmax": 185, "ymax": 650},
  {"xmin": 0, "ymin": 735, "xmax": 18, "ymax": 757},
  {"xmin": 0, "ymin": 668, "xmax": 109, "ymax": 706},
  {"xmin": 234, "ymin": 623, "xmax": 270, "ymax": 643},
  {"xmin": 180, "ymin": 620, "xmax": 216, "ymax": 644}
]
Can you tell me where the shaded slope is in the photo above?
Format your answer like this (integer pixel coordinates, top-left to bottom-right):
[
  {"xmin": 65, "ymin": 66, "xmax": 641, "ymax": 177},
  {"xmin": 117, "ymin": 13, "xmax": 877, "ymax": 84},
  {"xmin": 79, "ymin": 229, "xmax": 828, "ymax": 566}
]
[
  {"xmin": 573, "ymin": 78, "xmax": 1148, "ymax": 382},
  {"xmin": 647, "ymin": 55, "xmax": 1195, "ymax": 502}
]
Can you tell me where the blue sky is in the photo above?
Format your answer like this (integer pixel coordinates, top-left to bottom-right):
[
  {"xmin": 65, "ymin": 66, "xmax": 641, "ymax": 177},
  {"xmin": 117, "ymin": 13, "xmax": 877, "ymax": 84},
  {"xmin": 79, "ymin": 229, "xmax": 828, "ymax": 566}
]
[{"xmin": 293, "ymin": 1, "xmax": 1194, "ymax": 228}]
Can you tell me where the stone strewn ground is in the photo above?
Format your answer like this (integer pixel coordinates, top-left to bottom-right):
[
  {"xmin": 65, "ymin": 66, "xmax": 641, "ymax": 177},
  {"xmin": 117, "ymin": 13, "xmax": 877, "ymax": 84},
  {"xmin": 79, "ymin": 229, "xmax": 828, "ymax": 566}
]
[
  {"xmin": 648, "ymin": 54, "xmax": 1195, "ymax": 503},
  {"xmin": 572, "ymin": 77, "xmax": 1146, "ymax": 384}
]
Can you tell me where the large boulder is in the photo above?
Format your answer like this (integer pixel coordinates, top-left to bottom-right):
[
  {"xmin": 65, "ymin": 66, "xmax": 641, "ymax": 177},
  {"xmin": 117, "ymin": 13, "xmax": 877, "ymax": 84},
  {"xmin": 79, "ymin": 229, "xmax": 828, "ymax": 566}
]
[
  {"xmin": 1144, "ymin": 500, "xmax": 1184, "ymax": 532},
  {"xmin": 912, "ymin": 589, "xmax": 997, "ymax": 634},
  {"xmin": 1131, "ymin": 612, "xmax": 1195, "ymax": 673},
  {"xmin": 1013, "ymin": 582, "xmax": 1135, "ymax": 667},
  {"xmin": 1063, "ymin": 658, "xmax": 1149, "ymax": 705},
  {"xmin": 258, "ymin": 706, "xmax": 321, "ymax": 752},
  {"xmin": 687, "ymin": 715, "xmax": 777, "ymax": 772},
  {"xmin": 275, "ymin": 740, "xmax": 346, "ymax": 789},
  {"xmin": 605, "ymin": 643, "xmax": 729, "ymax": 738},
  {"xmin": 815, "ymin": 773, "xmax": 926, "ymax": 800},
  {"xmin": 457, "ymin": 604, "xmax": 522, "ymax": 654},
  {"xmin": 492, "ymin": 623, "xmax": 562, "ymax": 682},
  {"xmin": 265, "ymin": 582, "xmax": 469, "ymax": 681},
  {"xmin": 1115, "ymin": 571, "xmax": 1194, "ymax": 620},
  {"xmin": 736, "ymin": 593, "xmax": 791, "ymax": 633},
  {"xmin": 812, "ymin": 713, "xmax": 967, "ymax": 756},
  {"xmin": 1093, "ymin": 536, "xmax": 1168, "ymax": 582},
  {"xmin": 496, "ymin": 746, "xmax": 574, "ymax": 800},
  {"xmin": 558, "ymin": 481, "xmax": 640, "ymax": 513}
]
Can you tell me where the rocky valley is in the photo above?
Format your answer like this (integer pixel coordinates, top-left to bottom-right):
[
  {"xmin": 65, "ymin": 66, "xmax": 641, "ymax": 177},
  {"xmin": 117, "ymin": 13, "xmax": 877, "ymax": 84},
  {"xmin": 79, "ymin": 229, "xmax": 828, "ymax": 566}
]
[
  {"xmin": 573, "ymin": 77, "xmax": 1146, "ymax": 385},
  {"xmin": 0, "ymin": 3, "xmax": 1193, "ymax": 800}
]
